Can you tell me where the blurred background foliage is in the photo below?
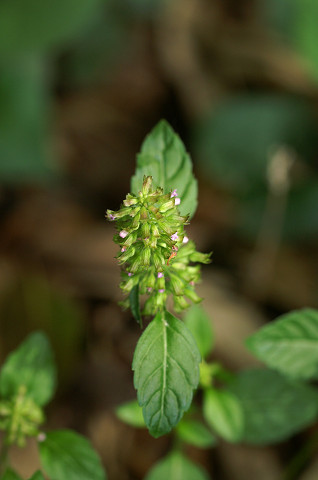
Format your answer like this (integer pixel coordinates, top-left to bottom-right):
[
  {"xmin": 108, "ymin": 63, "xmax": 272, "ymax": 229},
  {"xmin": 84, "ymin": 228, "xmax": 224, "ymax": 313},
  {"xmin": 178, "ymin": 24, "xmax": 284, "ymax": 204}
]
[{"xmin": 1, "ymin": 0, "xmax": 318, "ymax": 479}]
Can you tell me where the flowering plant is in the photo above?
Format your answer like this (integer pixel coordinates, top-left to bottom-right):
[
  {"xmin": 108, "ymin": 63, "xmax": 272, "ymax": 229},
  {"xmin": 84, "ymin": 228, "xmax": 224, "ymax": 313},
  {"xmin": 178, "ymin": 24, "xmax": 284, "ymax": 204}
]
[{"xmin": 107, "ymin": 120, "xmax": 211, "ymax": 437}]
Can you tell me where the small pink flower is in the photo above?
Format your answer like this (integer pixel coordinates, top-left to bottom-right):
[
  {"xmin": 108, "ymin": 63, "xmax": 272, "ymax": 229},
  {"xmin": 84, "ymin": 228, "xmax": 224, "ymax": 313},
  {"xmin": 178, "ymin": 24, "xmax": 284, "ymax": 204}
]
[
  {"xmin": 190, "ymin": 281, "xmax": 195, "ymax": 286},
  {"xmin": 158, "ymin": 289, "xmax": 165, "ymax": 293},
  {"xmin": 108, "ymin": 213, "xmax": 116, "ymax": 221},
  {"xmin": 157, "ymin": 272, "xmax": 164, "ymax": 278},
  {"xmin": 183, "ymin": 236, "xmax": 189, "ymax": 244},
  {"xmin": 171, "ymin": 189, "xmax": 178, "ymax": 198},
  {"xmin": 174, "ymin": 198, "xmax": 181, "ymax": 206},
  {"xmin": 37, "ymin": 432, "xmax": 46, "ymax": 442},
  {"xmin": 121, "ymin": 246, "xmax": 127, "ymax": 252},
  {"xmin": 119, "ymin": 230, "xmax": 128, "ymax": 238},
  {"xmin": 147, "ymin": 287, "xmax": 153, "ymax": 292},
  {"xmin": 171, "ymin": 232, "xmax": 178, "ymax": 241},
  {"xmin": 128, "ymin": 272, "xmax": 133, "ymax": 277}
]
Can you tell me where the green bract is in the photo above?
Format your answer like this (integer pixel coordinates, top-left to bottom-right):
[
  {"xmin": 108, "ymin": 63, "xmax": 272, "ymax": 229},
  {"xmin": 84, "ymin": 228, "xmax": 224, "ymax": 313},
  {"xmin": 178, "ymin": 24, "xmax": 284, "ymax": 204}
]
[{"xmin": 107, "ymin": 175, "xmax": 210, "ymax": 316}]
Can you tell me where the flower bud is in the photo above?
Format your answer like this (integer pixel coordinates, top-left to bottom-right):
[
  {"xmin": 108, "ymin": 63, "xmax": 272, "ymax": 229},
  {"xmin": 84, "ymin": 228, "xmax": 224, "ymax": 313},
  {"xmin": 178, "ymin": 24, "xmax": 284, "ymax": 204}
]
[
  {"xmin": 185, "ymin": 288, "xmax": 202, "ymax": 303},
  {"xmin": 124, "ymin": 194, "xmax": 138, "ymax": 206},
  {"xmin": 141, "ymin": 222, "xmax": 151, "ymax": 238},
  {"xmin": 169, "ymin": 272, "xmax": 185, "ymax": 296},
  {"xmin": 142, "ymin": 176, "xmax": 153, "ymax": 195},
  {"xmin": 141, "ymin": 247, "xmax": 151, "ymax": 267}
]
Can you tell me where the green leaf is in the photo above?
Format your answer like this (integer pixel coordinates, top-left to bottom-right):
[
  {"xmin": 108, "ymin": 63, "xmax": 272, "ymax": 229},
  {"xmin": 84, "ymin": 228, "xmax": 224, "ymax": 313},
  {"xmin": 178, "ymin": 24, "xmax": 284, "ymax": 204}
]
[
  {"xmin": 0, "ymin": 55, "xmax": 53, "ymax": 184},
  {"xmin": 1, "ymin": 470, "xmax": 22, "ymax": 480},
  {"xmin": 129, "ymin": 284, "xmax": 142, "ymax": 327},
  {"xmin": 132, "ymin": 310, "xmax": 201, "ymax": 437},
  {"xmin": 0, "ymin": 331, "xmax": 56, "ymax": 406},
  {"xmin": 229, "ymin": 368, "xmax": 318, "ymax": 445},
  {"xmin": 194, "ymin": 94, "xmax": 317, "ymax": 192},
  {"xmin": 246, "ymin": 309, "xmax": 318, "ymax": 380},
  {"xmin": 184, "ymin": 305, "xmax": 214, "ymax": 358},
  {"xmin": 293, "ymin": 0, "xmax": 318, "ymax": 81},
  {"xmin": 131, "ymin": 120, "xmax": 198, "ymax": 218},
  {"xmin": 27, "ymin": 472, "xmax": 46, "ymax": 480},
  {"xmin": 38, "ymin": 430, "xmax": 106, "ymax": 480},
  {"xmin": 116, "ymin": 399, "xmax": 145, "ymax": 428},
  {"xmin": 203, "ymin": 388, "xmax": 244, "ymax": 443},
  {"xmin": 144, "ymin": 451, "xmax": 209, "ymax": 480},
  {"xmin": 0, "ymin": 0, "xmax": 103, "ymax": 54},
  {"xmin": 176, "ymin": 419, "xmax": 217, "ymax": 448}
]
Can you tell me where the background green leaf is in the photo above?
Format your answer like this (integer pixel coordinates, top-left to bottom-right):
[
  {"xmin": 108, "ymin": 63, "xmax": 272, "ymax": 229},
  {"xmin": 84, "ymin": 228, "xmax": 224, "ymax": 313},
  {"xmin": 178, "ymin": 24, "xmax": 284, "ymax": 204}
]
[
  {"xmin": 194, "ymin": 94, "xmax": 317, "ymax": 192},
  {"xmin": 27, "ymin": 472, "xmax": 46, "ymax": 480},
  {"xmin": 0, "ymin": 0, "xmax": 103, "ymax": 54},
  {"xmin": 39, "ymin": 430, "xmax": 106, "ymax": 480},
  {"xmin": 176, "ymin": 419, "xmax": 217, "ymax": 448},
  {"xmin": 116, "ymin": 399, "xmax": 145, "ymax": 428},
  {"xmin": 293, "ymin": 0, "xmax": 318, "ymax": 82},
  {"xmin": 203, "ymin": 388, "xmax": 244, "ymax": 443},
  {"xmin": 184, "ymin": 305, "xmax": 214, "ymax": 358},
  {"xmin": 229, "ymin": 368, "xmax": 318, "ymax": 444},
  {"xmin": 131, "ymin": 120, "xmax": 198, "ymax": 218},
  {"xmin": 0, "ymin": 331, "xmax": 56, "ymax": 406},
  {"xmin": 132, "ymin": 310, "xmax": 201, "ymax": 437},
  {"xmin": 144, "ymin": 451, "xmax": 209, "ymax": 480},
  {"xmin": 1, "ymin": 470, "xmax": 22, "ymax": 480},
  {"xmin": 0, "ymin": 55, "xmax": 53, "ymax": 184},
  {"xmin": 246, "ymin": 309, "xmax": 318, "ymax": 379}
]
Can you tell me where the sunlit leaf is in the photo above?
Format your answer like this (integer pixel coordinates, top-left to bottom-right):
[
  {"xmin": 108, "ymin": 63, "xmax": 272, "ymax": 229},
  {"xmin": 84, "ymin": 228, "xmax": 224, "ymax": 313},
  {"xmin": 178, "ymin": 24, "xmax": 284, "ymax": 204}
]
[{"xmin": 133, "ymin": 310, "xmax": 201, "ymax": 437}]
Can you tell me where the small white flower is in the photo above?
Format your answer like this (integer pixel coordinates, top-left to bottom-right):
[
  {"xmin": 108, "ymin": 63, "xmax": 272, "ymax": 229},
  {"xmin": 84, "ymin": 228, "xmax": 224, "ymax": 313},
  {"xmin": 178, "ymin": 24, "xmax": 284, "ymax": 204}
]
[
  {"xmin": 119, "ymin": 230, "xmax": 128, "ymax": 238},
  {"xmin": 174, "ymin": 198, "xmax": 181, "ymax": 206},
  {"xmin": 183, "ymin": 236, "xmax": 189, "ymax": 244}
]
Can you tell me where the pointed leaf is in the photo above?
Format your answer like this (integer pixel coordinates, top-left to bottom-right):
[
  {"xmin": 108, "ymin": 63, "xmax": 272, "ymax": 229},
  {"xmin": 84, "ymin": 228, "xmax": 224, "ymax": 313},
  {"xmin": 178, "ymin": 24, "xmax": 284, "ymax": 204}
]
[
  {"xmin": 132, "ymin": 310, "xmax": 201, "ymax": 437},
  {"xmin": 38, "ymin": 430, "xmax": 106, "ymax": 480},
  {"xmin": 176, "ymin": 419, "xmax": 217, "ymax": 448},
  {"xmin": 203, "ymin": 388, "xmax": 244, "ymax": 443},
  {"xmin": 145, "ymin": 451, "xmax": 209, "ymax": 480},
  {"xmin": 1, "ymin": 470, "xmax": 22, "ymax": 480},
  {"xmin": 129, "ymin": 284, "xmax": 142, "ymax": 327},
  {"xmin": 0, "ymin": 331, "xmax": 56, "ymax": 406},
  {"xmin": 184, "ymin": 305, "xmax": 214, "ymax": 358},
  {"xmin": 246, "ymin": 308, "xmax": 318, "ymax": 380},
  {"xmin": 28, "ymin": 472, "xmax": 46, "ymax": 480},
  {"xmin": 229, "ymin": 368, "xmax": 318, "ymax": 444},
  {"xmin": 131, "ymin": 120, "xmax": 198, "ymax": 218},
  {"xmin": 116, "ymin": 399, "xmax": 145, "ymax": 428}
]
